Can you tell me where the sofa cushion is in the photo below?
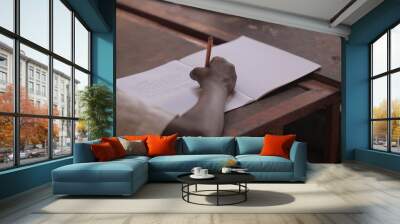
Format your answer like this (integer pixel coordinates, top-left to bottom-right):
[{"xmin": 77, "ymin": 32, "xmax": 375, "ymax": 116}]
[
  {"xmin": 73, "ymin": 139, "xmax": 100, "ymax": 163},
  {"xmin": 260, "ymin": 134, "xmax": 296, "ymax": 159},
  {"xmin": 147, "ymin": 134, "xmax": 178, "ymax": 157},
  {"xmin": 180, "ymin": 137, "xmax": 235, "ymax": 155},
  {"xmin": 91, "ymin": 142, "xmax": 118, "ymax": 161},
  {"xmin": 101, "ymin": 137, "xmax": 127, "ymax": 158},
  {"xmin": 115, "ymin": 155, "xmax": 150, "ymax": 163},
  {"xmin": 53, "ymin": 158, "xmax": 147, "ymax": 183},
  {"xmin": 118, "ymin": 138, "xmax": 147, "ymax": 156},
  {"xmin": 236, "ymin": 155, "xmax": 293, "ymax": 172},
  {"xmin": 235, "ymin": 137, "xmax": 263, "ymax": 155},
  {"xmin": 149, "ymin": 154, "xmax": 235, "ymax": 172}
]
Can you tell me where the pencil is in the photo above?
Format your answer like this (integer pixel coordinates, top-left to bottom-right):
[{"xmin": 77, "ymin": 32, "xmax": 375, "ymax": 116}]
[{"xmin": 205, "ymin": 36, "xmax": 213, "ymax": 67}]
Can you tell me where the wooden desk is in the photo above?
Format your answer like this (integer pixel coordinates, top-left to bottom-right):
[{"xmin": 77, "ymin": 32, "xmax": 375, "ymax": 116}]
[{"xmin": 116, "ymin": 0, "xmax": 341, "ymax": 163}]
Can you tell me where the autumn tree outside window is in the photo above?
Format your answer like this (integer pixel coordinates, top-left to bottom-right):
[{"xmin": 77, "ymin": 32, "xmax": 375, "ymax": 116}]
[{"xmin": 370, "ymin": 22, "xmax": 400, "ymax": 153}]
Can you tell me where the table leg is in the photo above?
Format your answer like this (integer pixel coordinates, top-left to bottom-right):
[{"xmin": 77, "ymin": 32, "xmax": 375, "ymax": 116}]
[
  {"xmin": 245, "ymin": 183, "xmax": 247, "ymax": 201},
  {"xmin": 181, "ymin": 184, "xmax": 183, "ymax": 199},
  {"xmin": 216, "ymin": 184, "xmax": 219, "ymax": 206},
  {"xmin": 187, "ymin": 184, "xmax": 190, "ymax": 202},
  {"xmin": 195, "ymin": 184, "xmax": 197, "ymax": 192}
]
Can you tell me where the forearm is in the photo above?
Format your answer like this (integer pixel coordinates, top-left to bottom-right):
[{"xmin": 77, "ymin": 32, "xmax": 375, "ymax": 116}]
[{"xmin": 163, "ymin": 83, "xmax": 229, "ymax": 136}]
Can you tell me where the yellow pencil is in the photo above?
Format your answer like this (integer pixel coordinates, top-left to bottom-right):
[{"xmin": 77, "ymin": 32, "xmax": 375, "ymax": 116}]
[{"xmin": 205, "ymin": 36, "xmax": 213, "ymax": 67}]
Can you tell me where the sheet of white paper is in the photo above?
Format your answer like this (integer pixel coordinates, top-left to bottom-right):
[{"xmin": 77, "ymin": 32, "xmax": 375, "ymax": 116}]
[
  {"xmin": 117, "ymin": 61, "xmax": 199, "ymax": 115},
  {"xmin": 150, "ymin": 87, "xmax": 199, "ymax": 115},
  {"xmin": 180, "ymin": 36, "xmax": 321, "ymax": 99},
  {"xmin": 225, "ymin": 91, "xmax": 254, "ymax": 112}
]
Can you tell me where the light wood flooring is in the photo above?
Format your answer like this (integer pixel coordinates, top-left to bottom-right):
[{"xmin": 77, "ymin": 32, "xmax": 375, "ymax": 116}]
[{"xmin": 1, "ymin": 162, "xmax": 400, "ymax": 224}]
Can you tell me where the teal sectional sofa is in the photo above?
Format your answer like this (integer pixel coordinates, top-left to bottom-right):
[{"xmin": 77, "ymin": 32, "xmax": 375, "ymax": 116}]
[{"xmin": 52, "ymin": 137, "xmax": 307, "ymax": 196}]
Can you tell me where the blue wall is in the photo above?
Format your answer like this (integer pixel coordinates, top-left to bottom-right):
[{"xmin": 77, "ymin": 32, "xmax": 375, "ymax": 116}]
[
  {"xmin": 0, "ymin": 158, "xmax": 72, "ymax": 199},
  {"xmin": 343, "ymin": 0, "xmax": 400, "ymax": 170},
  {"xmin": 91, "ymin": 0, "xmax": 116, "ymax": 135},
  {"xmin": 0, "ymin": 0, "xmax": 116, "ymax": 200}
]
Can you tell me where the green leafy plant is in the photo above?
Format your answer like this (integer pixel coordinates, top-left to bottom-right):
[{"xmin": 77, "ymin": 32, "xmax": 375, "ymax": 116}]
[{"xmin": 79, "ymin": 84, "xmax": 113, "ymax": 140}]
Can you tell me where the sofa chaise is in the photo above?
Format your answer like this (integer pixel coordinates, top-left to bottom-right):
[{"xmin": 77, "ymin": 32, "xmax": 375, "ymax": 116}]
[{"xmin": 52, "ymin": 137, "xmax": 307, "ymax": 196}]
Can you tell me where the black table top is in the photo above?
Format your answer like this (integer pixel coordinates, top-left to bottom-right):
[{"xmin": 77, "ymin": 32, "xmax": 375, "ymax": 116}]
[{"xmin": 177, "ymin": 173, "xmax": 255, "ymax": 185}]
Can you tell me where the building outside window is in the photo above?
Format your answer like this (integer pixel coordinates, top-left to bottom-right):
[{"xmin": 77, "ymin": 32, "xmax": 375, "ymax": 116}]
[
  {"xmin": 0, "ymin": 71, "xmax": 7, "ymax": 86},
  {"xmin": 41, "ymin": 73, "xmax": 46, "ymax": 83},
  {"xmin": 0, "ymin": 0, "xmax": 91, "ymax": 170},
  {"xmin": 35, "ymin": 83, "xmax": 40, "ymax": 95},
  {"xmin": 54, "ymin": 89, "xmax": 58, "ymax": 103},
  {"xmin": 370, "ymin": 22, "xmax": 400, "ymax": 154},
  {"xmin": 35, "ymin": 70, "xmax": 40, "ymax": 81},
  {"xmin": 41, "ymin": 85, "xmax": 46, "ymax": 97},
  {"xmin": 28, "ymin": 81, "xmax": 34, "ymax": 94},
  {"xmin": 0, "ymin": 54, "xmax": 7, "ymax": 90},
  {"xmin": 0, "ymin": 54, "xmax": 7, "ymax": 67},
  {"xmin": 28, "ymin": 66, "xmax": 34, "ymax": 79}
]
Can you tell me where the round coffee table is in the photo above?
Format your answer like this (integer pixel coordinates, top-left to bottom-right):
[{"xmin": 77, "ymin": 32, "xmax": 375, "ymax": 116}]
[{"xmin": 177, "ymin": 173, "xmax": 255, "ymax": 206}]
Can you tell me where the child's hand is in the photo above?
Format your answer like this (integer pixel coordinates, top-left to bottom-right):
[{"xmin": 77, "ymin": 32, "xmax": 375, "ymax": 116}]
[{"xmin": 190, "ymin": 57, "xmax": 237, "ymax": 94}]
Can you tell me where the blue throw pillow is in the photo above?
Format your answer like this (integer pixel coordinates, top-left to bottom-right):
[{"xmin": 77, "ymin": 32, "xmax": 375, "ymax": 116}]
[
  {"xmin": 181, "ymin": 137, "xmax": 235, "ymax": 155},
  {"xmin": 235, "ymin": 137, "xmax": 264, "ymax": 155}
]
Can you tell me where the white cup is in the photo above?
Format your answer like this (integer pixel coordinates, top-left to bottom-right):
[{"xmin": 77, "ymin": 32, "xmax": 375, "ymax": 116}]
[
  {"xmin": 200, "ymin": 169, "xmax": 208, "ymax": 176},
  {"xmin": 221, "ymin": 167, "xmax": 232, "ymax": 174},
  {"xmin": 191, "ymin": 167, "xmax": 202, "ymax": 176}
]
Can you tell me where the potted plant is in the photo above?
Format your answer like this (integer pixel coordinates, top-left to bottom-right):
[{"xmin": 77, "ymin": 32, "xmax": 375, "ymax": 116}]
[{"xmin": 79, "ymin": 84, "xmax": 113, "ymax": 140}]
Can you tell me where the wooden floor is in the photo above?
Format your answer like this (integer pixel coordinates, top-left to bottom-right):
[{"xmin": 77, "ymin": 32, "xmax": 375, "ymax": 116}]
[{"xmin": 1, "ymin": 162, "xmax": 400, "ymax": 224}]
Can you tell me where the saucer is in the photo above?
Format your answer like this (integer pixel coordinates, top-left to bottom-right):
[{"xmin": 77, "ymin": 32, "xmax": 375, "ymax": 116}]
[{"xmin": 190, "ymin": 174, "xmax": 215, "ymax": 179}]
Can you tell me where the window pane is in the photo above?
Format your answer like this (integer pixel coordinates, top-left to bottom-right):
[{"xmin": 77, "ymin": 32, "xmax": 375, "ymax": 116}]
[
  {"xmin": 391, "ymin": 24, "xmax": 400, "ymax": 70},
  {"xmin": 53, "ymin": 59, "xmax": 72, "ymax": 117},
  {"xmin": 74, "ymin": 69, "xmax": 89, "ymax": 118},
  {"xmin": 0, "ymin": 116, "xmax": 13, "ymax": 170},
  {"xmin": 0, "ymin": 34, "xmax": 14, "ymax": 112},
  {"xmin": 53, "ymin": 119, "xmax": 72, "ymax": 157},
  {"xmin": 0, "ymin": 0, "xmax": 14, "ymax": 31},
  {"xmin": 74, "ymin": 17, "xmax": 89, "ymax": 70},
  {"xmin": 75, "ymin": 120, "xmax": 88, "ymax": 143},
  {"xmin": 20, "ymin": 117, "xmax": 49, "ymax": 165},
  {"xmin": 372, "ymin": 33, "xmax": 387, "ymax": 76},
  {"xmin": 20, "ymin": 44, "xmax": 49, "ymax": 115},
  {"xmin": 20, "ymin": 0, "xmax": 49, "ymax": 49},
  {"xmin": 372, "ymin": 121, "xmax": 388, "ymax": 151},
  {"xmin": 391, "ymin": 120, "xmax": 400, "ymax": 153},
  {"xmin": 391, "ymin": 72, "xmax": 400, "ymax": 118},
  {"xmin": 372, "ymin": 76, "xmax": 387, "ymax": 119},
  {"xmin": 53, "ymin": 0, "xmax": 72, "ymax": 60}
]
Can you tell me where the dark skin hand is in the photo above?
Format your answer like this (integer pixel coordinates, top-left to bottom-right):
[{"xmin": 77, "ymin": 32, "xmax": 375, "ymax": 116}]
[{"xmin": 163, "ymin": 57, "xmax": 237, "ymax": 136}]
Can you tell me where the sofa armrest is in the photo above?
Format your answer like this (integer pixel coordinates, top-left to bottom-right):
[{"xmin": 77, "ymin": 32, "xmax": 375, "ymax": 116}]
[
  {"xmin": 73, "ymin": 140, "xmax": 100, "ymax": 163},
  {"xmin": 289, "ymin": 141, "xmax": 307, "ymax": 181}
]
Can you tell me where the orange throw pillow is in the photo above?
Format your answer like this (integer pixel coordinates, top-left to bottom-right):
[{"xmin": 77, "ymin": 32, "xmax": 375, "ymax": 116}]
[
  {"xmin": 101, "ymin": 137, "xmax": 126, "ymax": 158},
  {"xmin": 259, "ymin": 134, "xmax": 296, "ymax": 159},
  {"xmin": 91, "ymin": 142, "xmax": 117, "ymax": 161},
  {"xmin": 146, "ymin": 134, "xmax": 177, "ymax": 157}
]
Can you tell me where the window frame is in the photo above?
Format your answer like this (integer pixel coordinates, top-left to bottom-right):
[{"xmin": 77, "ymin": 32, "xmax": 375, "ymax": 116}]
[
  {"xmin": 0, "ymin": 0, "xmax": 92, "ymax": 171},
  {"xmin": 370, "ymin": 21, "xmax": 400, "ymax": 154}
]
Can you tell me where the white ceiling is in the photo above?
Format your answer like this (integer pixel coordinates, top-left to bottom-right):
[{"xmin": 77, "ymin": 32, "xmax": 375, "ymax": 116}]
[
  {"xmin": 225, "ymin": 0, "xmax": 352, "ymax": 21},
  {"xmin": 163, "ymin": 0, "xmax": 384, "ymax": 38}
]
